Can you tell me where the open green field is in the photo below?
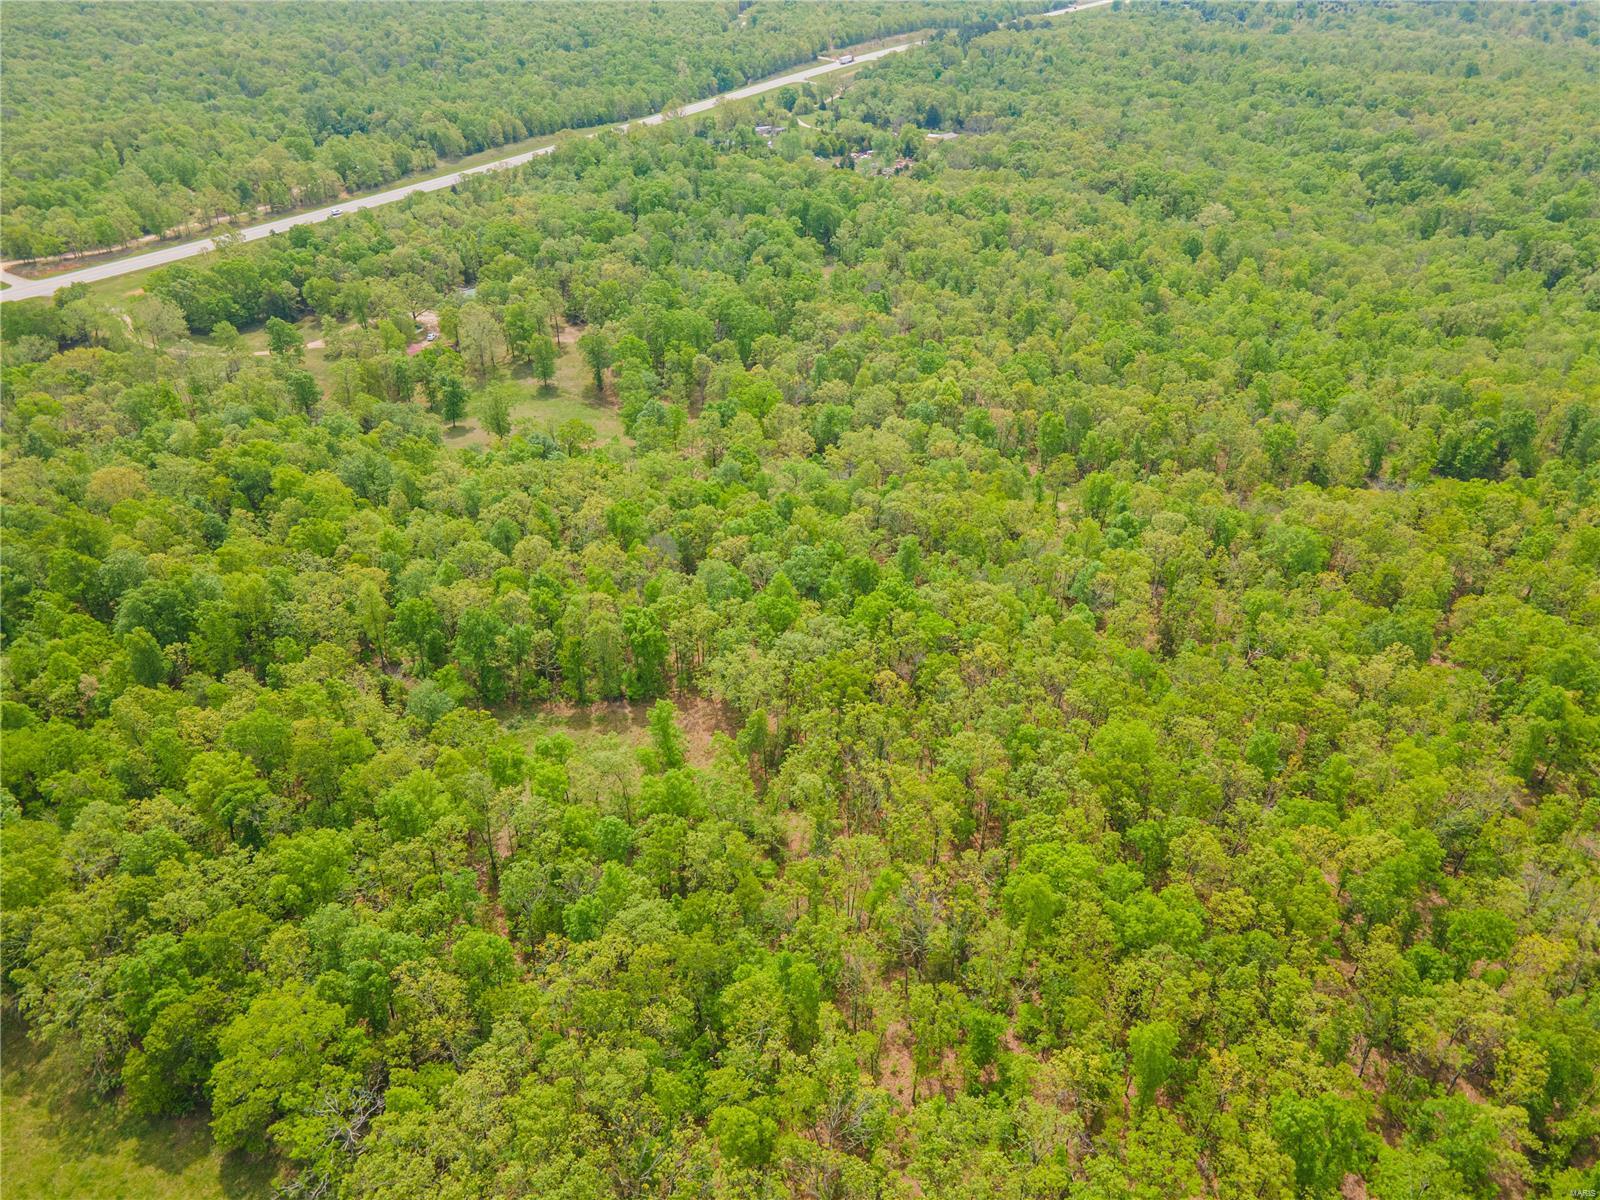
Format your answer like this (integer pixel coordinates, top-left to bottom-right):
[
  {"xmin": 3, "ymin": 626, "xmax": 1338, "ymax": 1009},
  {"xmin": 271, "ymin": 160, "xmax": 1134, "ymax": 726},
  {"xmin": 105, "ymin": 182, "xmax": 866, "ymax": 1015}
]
[
  {"xmin": 1, "ymin": 1024, "xmax": 274, "ymax": 1200},
  {"xmin": 442, "ymin": 335, "xmax": 626, "ymax": 451}
]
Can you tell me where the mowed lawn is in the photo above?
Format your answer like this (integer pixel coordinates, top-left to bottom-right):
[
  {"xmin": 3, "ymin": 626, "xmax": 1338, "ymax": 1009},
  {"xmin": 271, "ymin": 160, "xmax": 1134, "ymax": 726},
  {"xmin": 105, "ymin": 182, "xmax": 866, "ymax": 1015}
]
[
  {"xmin": 441, "ymin": 334, "xmax": 625, "ymax": 451},
  {"xmin": 1, "ymin": 1025, "xmax": 274, "ymax": 1200}
]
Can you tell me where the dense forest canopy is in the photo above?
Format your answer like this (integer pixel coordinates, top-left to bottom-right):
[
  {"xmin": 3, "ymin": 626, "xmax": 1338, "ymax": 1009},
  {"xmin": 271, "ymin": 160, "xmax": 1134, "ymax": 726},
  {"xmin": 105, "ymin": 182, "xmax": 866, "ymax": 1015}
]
[
  {"xmin": 0, "ymin": 0, "xmax": 1046, "ymax": 261},
  {"xmin": 2, "ymin": 3, "xmax": 1598, "ymax": 1199}
]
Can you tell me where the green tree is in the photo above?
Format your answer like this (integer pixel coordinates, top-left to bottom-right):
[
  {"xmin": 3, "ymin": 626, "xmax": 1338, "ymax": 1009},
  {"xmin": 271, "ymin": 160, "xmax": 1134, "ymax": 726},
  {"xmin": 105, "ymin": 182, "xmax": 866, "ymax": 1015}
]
[
  {"xmin": 285, "ymin": 367, "xmax": 320, "ymax": 416},
  {"xmin": 265, "ymin": 316, "xmax": 305, "ymax": 358},
  {"xmin": 436, "ymin": 373, "xmax": 469, "ymax": 429},
  {"xmin": 1271, "ymin": 1092, "xmax": 1374, "ymax": 1196},
  {"xmin": 458, "ymin": 304, "xmax": 506, "ymax": 383},
  {"xmin": 123, "ymin": 628, "xmax": 168, "ymax": 686},
  {"xmin": 476, "ymin": 381, "xmax": 517, "ymax": 442},
  {"xmin": 529, "ymin": 333, "xmax": 557, "ymax": 387},
  {"xmin": 710, "ymin": 1104, "xmax": 777, "ymax": 1169},
  {"xmin": 210, "ymin": 985, "xmax": 368, "ymax": 1154},
  {"xmin": 124, "ymin": 983, "xmax": 231, "ymax": 1116},
  {"xmin": 131, "ymin": 294, "xmax": 187, "ymax": 349},
  {"xmin": 646, "ymin": 699, "xmax": 687, "ymax": 771},
  {"xmin": 577, "ymin": 329, "xmax": 612, "ymax": 395},
  {"xmin": 1129, "ymin": 1019, "xmax": 1179, "ymax": 1108}
]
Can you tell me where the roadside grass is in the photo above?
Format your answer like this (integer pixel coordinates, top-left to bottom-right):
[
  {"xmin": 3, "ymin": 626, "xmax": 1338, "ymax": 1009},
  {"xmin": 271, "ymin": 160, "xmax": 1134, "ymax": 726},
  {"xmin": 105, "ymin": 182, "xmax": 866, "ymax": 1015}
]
[
  {"xmin": 85, "ymin": 268, "xmax": 161, "ymax": 308},
  {"xmin": 0, "ymin": 1022, "xmax": 275, "ymax": 1200}
]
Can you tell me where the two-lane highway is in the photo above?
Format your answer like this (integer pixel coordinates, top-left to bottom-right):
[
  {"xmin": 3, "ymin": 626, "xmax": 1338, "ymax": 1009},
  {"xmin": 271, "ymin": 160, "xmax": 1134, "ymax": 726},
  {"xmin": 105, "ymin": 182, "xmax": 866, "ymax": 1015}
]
[
  {"xmin": 0, "ymin": 40, "xmax": 922, "ymax": 303},
  {"xmin": 0, "ymin": 1, "xmax": 1110, "ymax": 304}
]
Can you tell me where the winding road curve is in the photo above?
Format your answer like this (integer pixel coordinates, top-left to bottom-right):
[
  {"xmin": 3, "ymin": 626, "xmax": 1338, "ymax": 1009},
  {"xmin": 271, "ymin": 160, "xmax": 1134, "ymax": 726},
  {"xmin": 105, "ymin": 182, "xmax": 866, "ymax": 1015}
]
[{"xmin": 0, "ymin": 2, "xmax": 1108, "ymax": 304}]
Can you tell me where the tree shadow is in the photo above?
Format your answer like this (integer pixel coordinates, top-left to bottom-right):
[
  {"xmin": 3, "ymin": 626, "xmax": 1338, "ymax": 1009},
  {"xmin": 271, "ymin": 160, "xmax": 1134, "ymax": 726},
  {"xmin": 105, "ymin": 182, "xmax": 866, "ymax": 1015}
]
[
  {"xmin": 221, "ymin": 1150, "xmax": 278, "ymax": 1198},
  {"xmin": 2, "ymin": 1021, "xmax": 276, "ymax": 1197}
]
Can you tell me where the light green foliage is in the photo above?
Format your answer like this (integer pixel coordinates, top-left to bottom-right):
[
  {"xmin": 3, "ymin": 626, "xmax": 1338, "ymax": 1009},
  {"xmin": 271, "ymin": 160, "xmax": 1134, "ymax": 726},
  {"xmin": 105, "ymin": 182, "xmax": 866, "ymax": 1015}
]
[
  {"xmin": 2, "ymin": 5, "xmax": 1598, "ymax": 1199},
  {"xmin": 710, "ymin": 1103, "xmax": 777, "ymax": 1169},
  {"xmin": 209, "ymin": 986, "xmax": 369, "ymax": 1154},
  {"xmin": 1128, "ymin": 1019, "xmax": 1179, "ymax": 1108},
  {"xmin": 1271, "ymin": 1092, "xmax": 1375, "ymax": 1196}
]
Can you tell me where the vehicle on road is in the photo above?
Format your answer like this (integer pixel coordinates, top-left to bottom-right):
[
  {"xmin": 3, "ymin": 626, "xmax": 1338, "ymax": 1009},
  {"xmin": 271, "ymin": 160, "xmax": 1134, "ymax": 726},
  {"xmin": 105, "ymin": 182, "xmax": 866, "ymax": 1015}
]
[
  {"xmin": 425, "ymin": 330, "xmax": 438, "ymax": 342},
  {"xmin": 330, "ymin": 207, "xmax": 342, "ymax": 216},
  {"xmin": 838, "ymin": 53, "xmax": 854, "ymax": 64}
]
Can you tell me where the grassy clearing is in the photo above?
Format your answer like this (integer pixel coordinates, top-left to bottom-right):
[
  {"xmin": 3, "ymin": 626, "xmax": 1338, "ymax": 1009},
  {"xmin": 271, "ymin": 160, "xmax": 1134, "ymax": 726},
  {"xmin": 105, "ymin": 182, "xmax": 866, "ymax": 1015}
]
[
  {"xmin": 437, "ymin": 339, "xmax": 625, "ymax": 450},
  {"xmin": 192, "ymin": 315, "xmax": 341, "ymax": 395},
  {"xmin": 0, "ymin": 1023, "xmax": 275, "ymax": 1200},
  {"xmin": 78, "ymin": 282, "xmax": 617, "ymax": 452},
  {"xmin": 513, "ymin": 330, "xmax": 625, "ymax": 443},
  {"xmin": 514, "ymin": 384, "xmax": 624, "ymax": 445}
]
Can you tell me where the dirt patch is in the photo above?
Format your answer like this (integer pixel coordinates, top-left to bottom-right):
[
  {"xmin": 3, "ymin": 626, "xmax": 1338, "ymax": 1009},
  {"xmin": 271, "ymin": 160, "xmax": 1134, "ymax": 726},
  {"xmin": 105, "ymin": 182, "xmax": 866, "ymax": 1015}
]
[
  {"xmin": 783, "ymin": 809, "xmax": 813, "ymax": 858},
  {"xmin": 878, "ymin": 1019, "xmax": 917, "ymax": 1110},
  {"xmin": 251, "ymin": 337, "xmax": 325, "ymax": 358},
  {"xmin": 677, "ymin": 694, "xmax": 740, "ymax": 766},
  {"xmin": 535, "ymin": 692, "xmax": 738, "ymax": 769},
  {"xmin": 441, "ymin": 419, "xmax": 491, "ymax": 449}
]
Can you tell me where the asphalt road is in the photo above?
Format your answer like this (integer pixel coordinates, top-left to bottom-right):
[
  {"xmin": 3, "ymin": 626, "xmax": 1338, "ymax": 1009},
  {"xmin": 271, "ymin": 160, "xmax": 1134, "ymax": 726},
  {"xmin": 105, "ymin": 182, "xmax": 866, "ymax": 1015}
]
[{"xmin": 0, "ymin": 1, "xmax": 1109, "ymax": 304}]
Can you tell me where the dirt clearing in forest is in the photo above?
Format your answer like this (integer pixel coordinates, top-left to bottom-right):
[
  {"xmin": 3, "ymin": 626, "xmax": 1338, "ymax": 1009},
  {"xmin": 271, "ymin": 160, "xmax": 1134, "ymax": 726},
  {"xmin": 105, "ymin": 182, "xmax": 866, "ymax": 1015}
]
[{"xmin": 530, "ymin": 693, "xmax": 739, "ymax": 769}]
